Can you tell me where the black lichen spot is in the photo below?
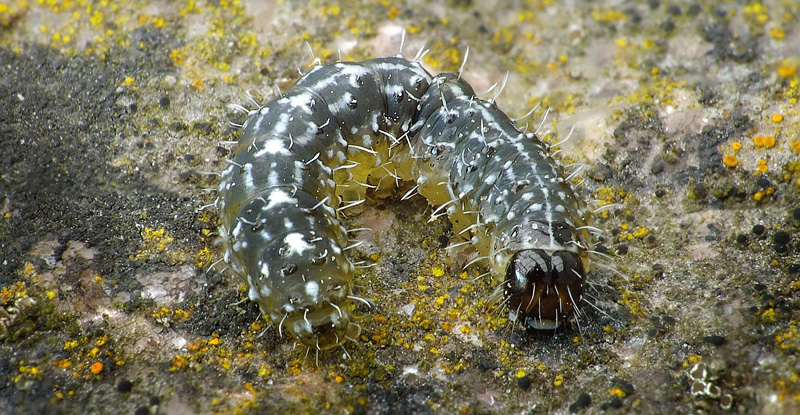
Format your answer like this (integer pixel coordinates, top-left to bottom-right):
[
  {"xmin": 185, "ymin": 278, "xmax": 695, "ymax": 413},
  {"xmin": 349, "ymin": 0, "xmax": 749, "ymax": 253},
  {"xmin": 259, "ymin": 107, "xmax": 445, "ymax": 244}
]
[
  {"xmin": 702, "ymin": 22, "xmax": 759, "ymax": 63},
  {"xmin": 134, "ymin": 407, "xmax": 150, "ymax": 415},
  {"xmin": 192, "ymin": 121, "xmax": 213, "ymax": 134},
  {"xmin": 158, "ymin": 96, "xmax": 170, "ymax": 108},
  {"xmin": 667, "ymin": 5, "xmax": 682, "ymax": 15},
  {"xmin": 603, "ymin": 397, "xmax": 623, "ymax": 409},
  {"xmin": 773, "ymin": 231, "xmax": 790, "ymax": 245},
  {"xmin": 736, "ymin": 234, "xmax": 748, "ymax": 245},
  {"xmin": 651, "ymin": 263, "xmax": 664, "ymax": 278},
  {"xmin": 650, "ymin": 160, "xmax": 665, "ymax": 175},
  {"xmin": 752, "ymin": 224, "xmax": 766, "ymax": 236},
  {"xmin": 169, "ymin": 121, "xmax": 185, "ymax": 132},
  {"xmin": 517, "ymin": 375, "xmax": 532, "ymax": 390},
  {"xmin": 619, "ymin": 381, "xmax": 635, "ymax": 395},
  {"xmin": 687, "ymin": 4, "xmax": 702, "ymax": 16},
  {"xmin": 697, "ymin": 88, "xmax": 717, "ymax": 106},
  {"xmin": 690, "ymin": 183, "xmax": 707, "ymax": 200},
  {"xmin": 703, "ymin": 335, "xmax": 726, "ymax": 346},
  {"xmin": 569, "ymin": 392, "xmax": 592, "ymax": 412},
  {"xmin": 117, "ymin": 379, "xmax": 134, "ymax": 393}
]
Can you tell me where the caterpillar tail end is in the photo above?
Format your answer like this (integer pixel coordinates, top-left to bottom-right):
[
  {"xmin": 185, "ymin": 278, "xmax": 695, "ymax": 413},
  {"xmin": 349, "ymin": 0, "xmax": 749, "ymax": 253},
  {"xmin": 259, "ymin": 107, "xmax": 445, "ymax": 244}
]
[{"xmin": 504, "ymin": 249, "xmax": 585, "ymax": 330}]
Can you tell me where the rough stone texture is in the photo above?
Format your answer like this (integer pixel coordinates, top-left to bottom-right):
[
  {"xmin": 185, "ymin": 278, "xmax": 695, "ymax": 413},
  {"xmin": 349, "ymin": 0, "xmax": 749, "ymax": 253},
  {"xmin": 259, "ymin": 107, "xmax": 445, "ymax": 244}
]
[{"xmin": 1, "ymin": 0, "xmax": 798, "ymax": 414}]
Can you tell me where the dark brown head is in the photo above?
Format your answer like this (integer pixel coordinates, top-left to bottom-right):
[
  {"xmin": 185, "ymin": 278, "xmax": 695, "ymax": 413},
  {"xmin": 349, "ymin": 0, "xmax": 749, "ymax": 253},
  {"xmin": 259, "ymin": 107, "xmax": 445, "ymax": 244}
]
[{"xmin": 504, "ymin": 249, "xmax": 585, "ymax": 329}]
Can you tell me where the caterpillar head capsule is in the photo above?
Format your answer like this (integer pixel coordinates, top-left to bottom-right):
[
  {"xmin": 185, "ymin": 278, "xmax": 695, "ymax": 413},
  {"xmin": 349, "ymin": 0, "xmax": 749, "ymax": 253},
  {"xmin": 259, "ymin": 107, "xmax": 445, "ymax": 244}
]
[{"xmin": 504, "ymin": 249, "xmax": 585, "ymax": 330}]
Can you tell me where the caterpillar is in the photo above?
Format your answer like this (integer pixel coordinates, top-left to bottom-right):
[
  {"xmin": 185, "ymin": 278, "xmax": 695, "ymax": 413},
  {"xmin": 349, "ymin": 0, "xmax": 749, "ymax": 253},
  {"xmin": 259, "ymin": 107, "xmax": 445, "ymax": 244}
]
[{"xmin": 216, "ymin": 51, "xmax": 592, "ymax": 352}]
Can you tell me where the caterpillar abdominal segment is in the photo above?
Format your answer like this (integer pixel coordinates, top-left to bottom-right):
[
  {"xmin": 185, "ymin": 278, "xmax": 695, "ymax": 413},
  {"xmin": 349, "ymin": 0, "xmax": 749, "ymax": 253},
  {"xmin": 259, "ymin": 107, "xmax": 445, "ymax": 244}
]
[{"xmin": 216, "ymin": 54, "xmax": 592, "ymax": 351}]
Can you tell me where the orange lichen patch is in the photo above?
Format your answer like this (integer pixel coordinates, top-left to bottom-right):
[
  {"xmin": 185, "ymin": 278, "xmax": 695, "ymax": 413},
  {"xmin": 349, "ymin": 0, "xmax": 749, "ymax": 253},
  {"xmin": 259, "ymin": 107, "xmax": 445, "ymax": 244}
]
[
  {"xmin": 723, "ymin": 155, "xmax": 739, "ymax": 168},
  {"xmin": 756, "ymin": 159, "xmax": 769, "ymax": 173},
  {"xmin": 1, "ymin": 281, "xmax": 28, "ymax": 305},
  {"xmin": 90, "ymin": 362, "xmax": 103, "ymax": 374},
  {"xmin": 772, "ymin": 113, "xmax": 784, "ymax": 123},
  {"xmin": 753, "ymin": 135, "xmax": 777, "ymax": 148},
  {"xmin": 769, "ymin": 28, "xmax": 786, "ymax": 39},
  {"xmin": 761, "ymin": 308, "xmax": 777, "ymax": 323},
  {"xmin": 591, "ymin": 9, "xmax": 626, "ymax": 23},
  {"xmin": 731, "ymin": 141, "xmax": 742, "ymax": 151},
  {"xmin": 431, "ymin": 266, "xmax": 445, "ymax": 278},
  {"xmin": 170, "ymin": 355, "xmax": 188, "ymax": 371},
  {"xmin": 777, "ymin": 62, "xmax": 797, "ymax": 78},
  {"xmin": 743, "ymin": 3, "xmax": 770, "ymax": 25},
  {"xmin": 194, "ymin": 247, "xmax": 214, "ymax": 269}
]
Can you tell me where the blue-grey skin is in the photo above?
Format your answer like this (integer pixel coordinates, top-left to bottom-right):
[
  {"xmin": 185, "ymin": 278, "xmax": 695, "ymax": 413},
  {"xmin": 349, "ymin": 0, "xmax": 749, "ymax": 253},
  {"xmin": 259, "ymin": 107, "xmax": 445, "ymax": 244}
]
[
  {"xmin": 410, "ymin": 74, "xmax": 590, "ymax": 328},
  {"xmin": 217, "ymin": 57, "xmax": 431, "ymax": 350},
  {"xmin": 217, "ymin": 57, "xmax": 590, "ymax": 351}
]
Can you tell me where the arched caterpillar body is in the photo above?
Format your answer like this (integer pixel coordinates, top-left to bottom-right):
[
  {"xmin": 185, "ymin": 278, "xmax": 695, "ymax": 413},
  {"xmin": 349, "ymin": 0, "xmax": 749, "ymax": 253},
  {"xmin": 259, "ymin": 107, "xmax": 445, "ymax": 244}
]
[{"xmin": 216, "ymin": 55, "xmax": 592, "ymax": 351}]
